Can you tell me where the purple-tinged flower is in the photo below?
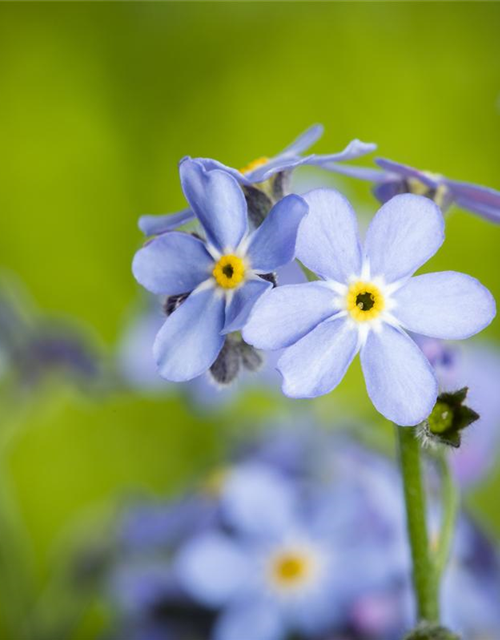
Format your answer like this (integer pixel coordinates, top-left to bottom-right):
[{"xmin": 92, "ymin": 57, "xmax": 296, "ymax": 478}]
[
  {"xmin": 244, "ymin": 191, "xmax": 496, "ymax": 425},
  {"xmin": 322, "ymin": 155, "xmax": 500, "ymax": 223},
  {"xmin": 138, "ymin": 126, "xmax": 376, "ymax": 236},
  {"xmin": 132, "ymin": 158, "xmax": 308, "ymax": 382}
]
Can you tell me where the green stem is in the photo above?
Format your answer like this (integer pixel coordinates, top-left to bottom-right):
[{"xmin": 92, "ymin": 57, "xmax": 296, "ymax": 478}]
[
  {"xmin": 396, "ymin": 425, "xmax": 439, "ymax": 623},
  {"xmin": 435, "ymin": 454, "xmax": 459, "ymax": 578}
]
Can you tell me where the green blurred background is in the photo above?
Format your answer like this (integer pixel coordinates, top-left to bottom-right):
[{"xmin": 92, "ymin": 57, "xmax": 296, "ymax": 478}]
[{"xmin": 0, "ymin": 2, "xmax": 499, "ymax": 638}]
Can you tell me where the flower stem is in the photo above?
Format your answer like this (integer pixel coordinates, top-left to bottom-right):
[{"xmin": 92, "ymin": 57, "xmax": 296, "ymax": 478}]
[
  {"xmin": 396, "ymin": 425, "xmax": 439, "ymax": 623},
  {"xmin": 435, "ymin": 453, "xmax": 459, "ymax": 578}
]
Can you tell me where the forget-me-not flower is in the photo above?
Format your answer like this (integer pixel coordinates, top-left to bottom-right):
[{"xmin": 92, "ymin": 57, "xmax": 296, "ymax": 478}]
[
  {"xmin": 138, "ymin": 125, "xmax": 375, "ymax": 236},
  {"xmin": 132, "ymin": 158, "xmax": 308, "ymax": 382},
  {"xmin": 243, "ymin": 191, "xmax": 496, "ymax": 425},
  {"xmin": 321, "ymin": 155, "xmax": 500, "ymax": 223}
]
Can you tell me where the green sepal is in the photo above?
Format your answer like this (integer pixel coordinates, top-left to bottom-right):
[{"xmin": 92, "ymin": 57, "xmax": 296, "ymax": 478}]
[{"xmin": 424, "ymin": 387, "xmax": 479, "ymax": 449}]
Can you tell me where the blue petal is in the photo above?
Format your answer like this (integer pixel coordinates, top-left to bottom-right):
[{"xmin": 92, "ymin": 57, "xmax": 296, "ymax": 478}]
[
  {"xmin": 215, "ymin": 602, "xmax": 283, "ymax": 640},
  {"xmin": 280, "ymin": 123, "xmax": 324, "ymax": 156},
  {"xmin": 138, "ymin": 209, "xmax": 195, "ymax": 236},
  {"xmin": 375, "ymin": 158, "xmax": 438, "ymax": 187},
  {"xmin": 278, "ymin": 317, "xmax": 359, "ymax": 398},
  {"xmin": 309, "ymin": 138, "xmax": 377, "ymax": 164},
  {"xmin": 153, "ymin": 287, "xmax": 225, "ymax": 381},
  {"xmin": 175, "ymin": 532, "xmax": 250, "ymax": 607},
  {"xmin": 247, "ymin": 155, "xmax": 310, "ymax": 183},
  {"xmin": 364, "ymin": 194, "xmax": 444, "ymax": 284},
  {"xmin": 445, "ymin": 179, "xmax": 500, "ymax": 223},
  {"xmin": 179, "ymin": 158, "xmax": 248, "ymax": 252},
  {"xmin": 193, "ymin": 157, "xmax": 247, "ymax": 184},
  {"xmin": 221, "ymin": 463, "xmax": 297, "ymax": 536},
  {"xmin": 297, "ymin": 188, "xmax": 362, "ymax": 282},
  {"xmin": 393, "ymin": 272, "xmax": 496, "ymax": 340},
  {"xmin": 318, "ymin": 163, "xmax": 387, "ymax": 181},
  {"xmin": 243, "ymin": 282, "xmax": 338, "ymax": 350},
  {"xmin": 247, "ymin": 194, "xmax": 308, "ymax": 272},
  {"xmin": 223, "ymin": 279, "xmax": 271, "ymax": 334},
  {"xmin": 132, "ymin": 232, "xmax": 213, "ymax": 296},
  {"xmin": 360, "ymin": 324, "xmax": 438, "ymax": 426}
]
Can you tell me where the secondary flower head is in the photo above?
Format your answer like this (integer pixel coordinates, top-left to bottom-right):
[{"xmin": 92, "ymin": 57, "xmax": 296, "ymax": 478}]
[
  {"xmin": 138, "ymin": 125, "xmax": 376, "ymax": 236},
  {"xmin": 132, "ymin": 158, "xmax": 308, "ymax": 382},
  {"xmin": 320, "ymin": 155, "xmax": 500, "ymax": 223},
  {"xmin": 243, "ymin": 191, "xmax": 496, "ymax": 425}
]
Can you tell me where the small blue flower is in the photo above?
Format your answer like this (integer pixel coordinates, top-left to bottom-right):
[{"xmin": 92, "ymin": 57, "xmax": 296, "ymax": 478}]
[
  {"xmin": 175, "ymin": 524, "xmax": 345, "ymax": 640},
  {"xmin": 132, "ymin": 158, "xmax": 308, "ymax": 382},
  {"xmin": 138, "ymin": 126, "xmax": 376, "ymax": 236},
  {"xmin": 322, "ymin": 155, "xmax": 500, "ymax": 223},
  {"xmin": 243, "ymin": 191, "xmax": 496, "ymax": 425}
]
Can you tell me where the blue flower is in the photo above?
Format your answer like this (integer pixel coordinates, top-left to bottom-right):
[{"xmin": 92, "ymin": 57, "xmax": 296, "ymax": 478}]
[
  {"xmin": 119, "ymin": 262, "xmax": 305, "ymax": 402},
  {"xmin": 132, "ymin": 158, "xmax": 308, "ymax": 382},
  {"xmin": 322, "ymin": 155, "xmax": 500, "ymax": 223},
  {"xmin": 138, "ymin": 126, "xmax": 376, "ymax": 236},
  {"xmin": 243, "ymin": 191, "xmax": 496, "ymax": 425}
]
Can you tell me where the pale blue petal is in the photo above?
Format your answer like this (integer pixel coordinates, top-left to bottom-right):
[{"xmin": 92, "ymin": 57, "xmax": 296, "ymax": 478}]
[
  {"xmin": 247, "ymin": 195, "xmax": 308, "ymax": 272},
  {"xmin": 194, "ymin": 157, "xmax": 247, "ymax": 184},
  {"xmin": 393, "ymin": 272, "xmax": 496, "ymax": 340},
  {"xmin": 223, "ymin": 278, "xmax": 272, "ymax": 334},
  {"xmin": 361, "ymin": 324, "xmax": 438, "ymax": 426},
  {"xmin": 247, "ymin": 156, "xmax": 309, "ymax": 183},
  {"xmin": 221, "ymin": 463, "xmax": 297, "ymax": 536},
  {"xmin": 297, "ymin": 188, "xmax": 362, "ymax": 282},
  {"xmin": 243, "ymin": 282, "xmax": 338, "ymax": 350},
  {"xmin": 375, "ymin": 158, "xmax": 438, "ymax": 187},
  {"xmin": 278, "ymin": 317, "xmax": 359, "ymax": 398},
  {"xmin": 153, "ymin": 287, "xmax": 225, "ymax": 381},
  {"xmin": 179, "ymin": 158, "xmax": 248, "ymax": 252},
  {"xmin": 280, "ymin": 124, "xmax": 324, "ymax": 155},
  {"xmin": 364, "ymin": 194, "xmax": 444, "ymax": 283},
  {"xmin": 309, "ymin": 138, "xmax": 377, "ymax": 164},
  {"xmin": 446, "ymin": 179, "xmax": 500, "ymax": 223},
  {"xmin": 132, "ymin": 232, "xmax": 213, "ymax": 296},
  {"xmin": 138, "ymin": 209, "xmax": 195, "ymax": 236},
  {"xmin": 175, "ymin": 532, "xmax": 250, "ymax": 607},
  {"xmin": 215, "ymin": 602, "xmax": 283, "ymax": 640},
  {"xmin": 318, "ymin": 163, "xmax": 387, "ymax": 181}
]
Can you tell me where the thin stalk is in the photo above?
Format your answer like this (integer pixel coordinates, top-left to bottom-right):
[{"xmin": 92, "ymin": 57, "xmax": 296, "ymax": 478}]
[
  {"xmin": 435, "ymin": 453, "xmax": 460, "ymax": 578},
  {"xmin": 396, "ymin": 425, "xmax": 439, "ymax": 623}
]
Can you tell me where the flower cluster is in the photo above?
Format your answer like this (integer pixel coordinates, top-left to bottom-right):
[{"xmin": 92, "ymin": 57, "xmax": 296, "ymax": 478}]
[
  {"xmin": 100, "ymin": 424, "xmax": 500, "ymax": 640},
  {"xmin": 132, "ymin": 126, "xmax": 496, "ymax": 426}
]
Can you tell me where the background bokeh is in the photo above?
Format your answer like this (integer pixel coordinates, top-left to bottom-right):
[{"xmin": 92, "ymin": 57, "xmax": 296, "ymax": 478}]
[{"xmin": 0, "ymin": 2, "xmax": 499, "ymax": 638}]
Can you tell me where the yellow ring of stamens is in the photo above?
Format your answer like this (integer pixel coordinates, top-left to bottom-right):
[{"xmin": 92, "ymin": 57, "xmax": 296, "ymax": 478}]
[
  {"xmin": 239, "ymin": 156, "xmax": 269, "ymax": 175},
  {"xmin": 270, "ymin": 551, "xmax": 313, "ymax": 590},
  {"xmin": 212, "ymin": 255, "xmax": 246, "ymax": 289},
  {"xmin": 346, "ymin": 281, "xmax": 385, "ymax": 323}
]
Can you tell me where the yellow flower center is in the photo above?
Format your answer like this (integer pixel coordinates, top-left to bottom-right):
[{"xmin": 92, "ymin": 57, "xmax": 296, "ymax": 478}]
[
  {"xmin": 212, "ymin": 255, "xmax": 246, "ymax": 289},
  {"xmin": 239, "ymin": 156, "xmax": 269, "ymax": 175},
  {"xmin": 407, "ymin": 174, "xmax": 448, "ymax": 209},
  {"xmin": 346, "ymin": 281, "xmax": 385, "ymax": 322},
  {"xmin": 270, "ymin": 551, "xmax": 313, "ymax": 589}
]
